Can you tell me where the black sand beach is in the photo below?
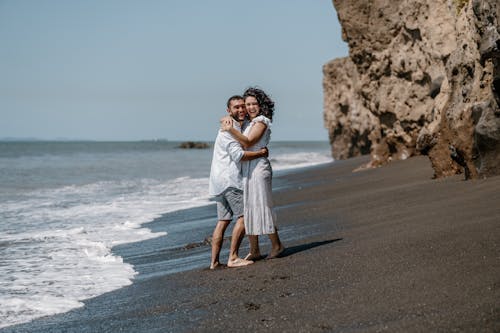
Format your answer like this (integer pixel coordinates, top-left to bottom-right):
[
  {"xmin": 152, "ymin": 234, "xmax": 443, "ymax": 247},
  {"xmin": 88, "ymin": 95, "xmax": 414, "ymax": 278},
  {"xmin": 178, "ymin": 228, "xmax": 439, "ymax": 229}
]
[{"xmin": 3, "ymin": 156, "xmax": 499, "ymax": 332}]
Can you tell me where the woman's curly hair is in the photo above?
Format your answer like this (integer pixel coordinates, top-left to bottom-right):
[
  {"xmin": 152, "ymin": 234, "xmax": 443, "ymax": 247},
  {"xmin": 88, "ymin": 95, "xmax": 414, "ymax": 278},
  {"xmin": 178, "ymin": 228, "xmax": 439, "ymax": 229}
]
[{"xmin": 243, "ymin": 87, "xmax": 275, "ymax": 121}]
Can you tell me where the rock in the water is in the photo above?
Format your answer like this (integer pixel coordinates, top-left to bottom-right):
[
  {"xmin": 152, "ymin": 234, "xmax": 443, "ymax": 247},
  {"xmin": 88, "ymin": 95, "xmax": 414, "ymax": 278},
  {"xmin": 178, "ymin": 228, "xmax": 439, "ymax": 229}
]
[{"xmin": 178, "ymin": 141, "xmax": 209, "ymax": 149}]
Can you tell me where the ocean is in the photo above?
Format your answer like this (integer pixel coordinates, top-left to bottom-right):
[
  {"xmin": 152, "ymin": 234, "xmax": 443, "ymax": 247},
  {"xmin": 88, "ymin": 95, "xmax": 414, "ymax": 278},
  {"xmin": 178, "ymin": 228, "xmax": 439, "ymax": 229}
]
[{"xmin": 0, "ymin": 140, "xmax": 333, "ymax": 329}]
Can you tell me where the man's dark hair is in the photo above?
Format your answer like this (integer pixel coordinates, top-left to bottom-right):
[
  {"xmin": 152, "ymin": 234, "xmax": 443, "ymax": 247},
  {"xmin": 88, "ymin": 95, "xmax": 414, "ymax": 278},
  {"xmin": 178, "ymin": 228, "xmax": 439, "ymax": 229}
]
[
  {"xmin": 243, "ymin": 87, "xmax": 275, "ymax": 121},
  {"xmin": 227, "ymin": 95, "xmax": 244, "ymax": 108}
]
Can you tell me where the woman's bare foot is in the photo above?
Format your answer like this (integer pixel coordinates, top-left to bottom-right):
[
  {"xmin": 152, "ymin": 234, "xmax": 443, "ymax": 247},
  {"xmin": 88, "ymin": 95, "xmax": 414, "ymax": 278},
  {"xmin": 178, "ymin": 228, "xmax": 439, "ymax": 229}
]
[{"xmin": 267, "ymin": 244, "xmax": 285, "ymax": 259}]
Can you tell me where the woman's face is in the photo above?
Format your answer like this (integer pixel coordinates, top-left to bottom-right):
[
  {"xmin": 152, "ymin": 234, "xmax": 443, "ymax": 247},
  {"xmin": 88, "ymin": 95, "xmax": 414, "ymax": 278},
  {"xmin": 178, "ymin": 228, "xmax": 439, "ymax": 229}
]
[{"xmin": 245, "ymin": 96, "xmax": 260, "ymax": 120}]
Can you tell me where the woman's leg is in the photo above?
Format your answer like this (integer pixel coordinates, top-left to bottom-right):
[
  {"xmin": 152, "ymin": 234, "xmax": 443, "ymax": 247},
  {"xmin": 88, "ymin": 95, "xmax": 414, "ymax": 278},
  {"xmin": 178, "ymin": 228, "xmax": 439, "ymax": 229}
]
[
  {"xmin": 267, "ymin": 229, "xmax": 285, "ymax": 259},
  {"xmin": 245, "ymin": 234, "xmax": 262, "ymax": 260}
]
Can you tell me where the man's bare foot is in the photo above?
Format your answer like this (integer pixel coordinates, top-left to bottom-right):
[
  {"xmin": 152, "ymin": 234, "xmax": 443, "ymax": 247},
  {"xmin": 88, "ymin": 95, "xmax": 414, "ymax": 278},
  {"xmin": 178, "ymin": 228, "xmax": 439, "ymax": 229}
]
[
  {"xmin": 244, "ymin": 253, "xmax": 264, "ymax": 261},
  {"xmin": 227, "ymin": 257, "xmax": 254, "ymax": 268},
  {"xmin": 267, "ymin": 244, "xmax": 285, "ymax": 259}
]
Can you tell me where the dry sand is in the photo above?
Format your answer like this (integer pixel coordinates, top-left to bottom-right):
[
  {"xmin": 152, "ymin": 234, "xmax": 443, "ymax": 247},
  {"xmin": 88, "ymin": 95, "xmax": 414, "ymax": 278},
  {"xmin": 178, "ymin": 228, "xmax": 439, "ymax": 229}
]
[{"xmin": 178, "ymin": 156, "xmax": 500, "ymax": 332}]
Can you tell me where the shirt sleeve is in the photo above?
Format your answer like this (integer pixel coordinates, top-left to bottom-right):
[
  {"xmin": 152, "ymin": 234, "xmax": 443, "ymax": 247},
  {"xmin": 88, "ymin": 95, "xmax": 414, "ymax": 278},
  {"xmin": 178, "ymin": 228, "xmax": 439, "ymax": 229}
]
[
  {"xmin": 222, "ymin": 132, "xmax": 244, "ymax": 162},
  {"xmin": 253, "ymin": 115, "xmax": 272, "ymax": 128}
]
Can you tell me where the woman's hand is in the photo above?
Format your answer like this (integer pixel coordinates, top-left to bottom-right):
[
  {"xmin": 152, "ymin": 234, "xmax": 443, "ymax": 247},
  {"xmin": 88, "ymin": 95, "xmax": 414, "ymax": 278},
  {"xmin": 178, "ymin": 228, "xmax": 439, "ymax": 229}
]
[
  {"xmin": 220, "ymin": 116, "xmax": 233, "ymax": 131},
  {"xmin": 260, "ymin": 147, "xmax": 269, "ymax": 158}
]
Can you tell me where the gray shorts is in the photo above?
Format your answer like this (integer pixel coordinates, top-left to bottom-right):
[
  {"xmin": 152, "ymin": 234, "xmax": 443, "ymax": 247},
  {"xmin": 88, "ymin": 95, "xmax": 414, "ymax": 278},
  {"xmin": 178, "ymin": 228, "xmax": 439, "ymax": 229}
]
[{"xmin": 215, "ymin": 187, "xmax": 243, "ymax": 221}]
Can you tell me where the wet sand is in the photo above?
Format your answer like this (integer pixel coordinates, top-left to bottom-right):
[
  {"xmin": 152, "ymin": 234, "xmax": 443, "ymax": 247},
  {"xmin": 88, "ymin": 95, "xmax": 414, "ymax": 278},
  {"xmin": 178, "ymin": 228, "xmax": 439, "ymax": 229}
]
[{"xmin": 3, "ymin": 156, "xmax": 499, "ymax": 332}]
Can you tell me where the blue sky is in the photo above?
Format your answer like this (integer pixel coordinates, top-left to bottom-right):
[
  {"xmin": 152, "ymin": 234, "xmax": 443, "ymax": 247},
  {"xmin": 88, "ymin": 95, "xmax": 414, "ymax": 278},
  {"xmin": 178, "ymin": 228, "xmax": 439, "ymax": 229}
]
[{"xmin": 0, "ymin": 0, "xmax": 348, "ymax": 141}]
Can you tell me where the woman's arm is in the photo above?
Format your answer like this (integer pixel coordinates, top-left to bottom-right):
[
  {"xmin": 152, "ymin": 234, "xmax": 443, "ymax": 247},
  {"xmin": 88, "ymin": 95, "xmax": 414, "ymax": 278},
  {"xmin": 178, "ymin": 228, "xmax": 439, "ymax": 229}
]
[
  {"xmin": 221, "ymin": 119, "xmax": 267, "ymax": 148},
  {"xmin": 241, "ymin": 147, "xmax": 268, "ymax": 161}
]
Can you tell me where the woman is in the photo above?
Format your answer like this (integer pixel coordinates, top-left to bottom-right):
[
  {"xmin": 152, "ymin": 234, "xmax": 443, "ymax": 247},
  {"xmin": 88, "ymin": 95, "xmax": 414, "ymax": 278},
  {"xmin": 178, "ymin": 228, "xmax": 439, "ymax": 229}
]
[{"xmin": 221, "ymin": 87, "xmax": 284, "ymax": 260}]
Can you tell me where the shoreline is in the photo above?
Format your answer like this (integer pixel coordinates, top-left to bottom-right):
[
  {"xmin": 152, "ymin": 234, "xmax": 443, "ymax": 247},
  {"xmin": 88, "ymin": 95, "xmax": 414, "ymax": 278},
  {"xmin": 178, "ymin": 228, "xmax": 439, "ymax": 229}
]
[{"xmin": 2, "ymin": 155, "xmax": 499, "ymax": 332}]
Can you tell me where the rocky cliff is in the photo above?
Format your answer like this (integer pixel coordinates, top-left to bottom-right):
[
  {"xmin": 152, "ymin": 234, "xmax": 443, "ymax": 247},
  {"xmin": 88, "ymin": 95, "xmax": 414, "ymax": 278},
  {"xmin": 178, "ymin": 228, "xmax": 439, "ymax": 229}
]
[{"xmin": 323, "ymin": 0, "xmax": 500, "ymax": 178}]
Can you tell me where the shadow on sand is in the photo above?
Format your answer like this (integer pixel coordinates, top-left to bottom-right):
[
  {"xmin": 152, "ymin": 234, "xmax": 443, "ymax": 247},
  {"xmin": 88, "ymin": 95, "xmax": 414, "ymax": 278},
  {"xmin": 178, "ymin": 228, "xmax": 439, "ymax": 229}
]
[{"xmin": 274, "ymin": 238, "xmax": 343, "ymax": 259}]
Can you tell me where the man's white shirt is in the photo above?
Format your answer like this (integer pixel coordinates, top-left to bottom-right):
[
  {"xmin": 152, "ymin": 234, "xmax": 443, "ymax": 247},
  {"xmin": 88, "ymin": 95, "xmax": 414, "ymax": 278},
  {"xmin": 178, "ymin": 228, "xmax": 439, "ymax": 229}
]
[{"xmin": 208, "ymin": 122, "xmax": 245, "ymax": 196}]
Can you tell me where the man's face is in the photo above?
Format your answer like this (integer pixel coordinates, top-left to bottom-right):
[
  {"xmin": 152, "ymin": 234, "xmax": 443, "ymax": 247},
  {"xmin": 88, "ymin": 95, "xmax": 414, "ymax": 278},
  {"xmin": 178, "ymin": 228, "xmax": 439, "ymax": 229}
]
[{"xmin": 227, "ymin": 98, "xmax": 247, "ymax": 122}]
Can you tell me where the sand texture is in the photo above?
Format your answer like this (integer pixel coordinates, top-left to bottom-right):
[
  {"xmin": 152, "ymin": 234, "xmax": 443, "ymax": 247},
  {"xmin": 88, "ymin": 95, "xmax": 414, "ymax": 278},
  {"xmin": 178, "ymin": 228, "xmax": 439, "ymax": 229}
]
[{"xmin": 2, "ymin": 156, "xmax": 499, "ymax": 333}]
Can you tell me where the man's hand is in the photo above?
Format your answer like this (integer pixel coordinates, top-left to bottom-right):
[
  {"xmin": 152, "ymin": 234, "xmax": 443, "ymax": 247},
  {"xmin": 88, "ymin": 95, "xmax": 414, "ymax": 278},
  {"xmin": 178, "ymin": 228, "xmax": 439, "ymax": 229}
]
[{"xmin": 220, "ymin": 116, "xmax": 233, "ymax": 131}]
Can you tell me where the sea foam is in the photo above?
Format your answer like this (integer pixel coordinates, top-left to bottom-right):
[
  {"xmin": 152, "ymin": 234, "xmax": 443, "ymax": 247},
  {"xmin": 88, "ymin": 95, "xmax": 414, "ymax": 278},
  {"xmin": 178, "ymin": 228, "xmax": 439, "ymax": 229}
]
[{"xmin": 0, "ymin": 176, "xmax": 210, "ymax": 328}]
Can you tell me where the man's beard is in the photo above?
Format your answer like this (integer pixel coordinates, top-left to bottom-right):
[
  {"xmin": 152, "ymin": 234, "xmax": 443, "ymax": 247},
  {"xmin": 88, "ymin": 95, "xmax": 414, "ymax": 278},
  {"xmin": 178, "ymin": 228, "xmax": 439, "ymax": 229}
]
[{"xmin": 232, "ymin": 114, "xmax": 244, "ymax": 121}]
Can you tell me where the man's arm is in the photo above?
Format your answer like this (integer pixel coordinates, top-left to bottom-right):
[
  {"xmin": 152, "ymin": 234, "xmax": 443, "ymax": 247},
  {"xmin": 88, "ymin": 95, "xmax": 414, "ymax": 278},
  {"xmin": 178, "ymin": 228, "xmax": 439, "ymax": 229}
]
[{"xmin": 241, "ymin": 147, "xmax": 268, "ymax": 161}]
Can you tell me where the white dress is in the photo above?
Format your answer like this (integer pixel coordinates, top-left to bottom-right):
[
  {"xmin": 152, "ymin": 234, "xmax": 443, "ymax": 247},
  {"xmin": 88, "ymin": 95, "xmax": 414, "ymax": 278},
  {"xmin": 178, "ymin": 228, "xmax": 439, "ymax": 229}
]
[{"xmin": 242, "ymin": 115, "xmax": 277, "ymax": 235}]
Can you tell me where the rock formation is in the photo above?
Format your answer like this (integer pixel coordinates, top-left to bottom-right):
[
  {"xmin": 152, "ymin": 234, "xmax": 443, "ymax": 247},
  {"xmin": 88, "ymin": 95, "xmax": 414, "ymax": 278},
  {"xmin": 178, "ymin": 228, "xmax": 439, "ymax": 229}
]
[
  {"xmin": 178, "ymin": 141, "xmax": 209, "ymax": 149},
  {"xmin": 323, "ymin": 0, "xmax": 500, "ymax": 178}
]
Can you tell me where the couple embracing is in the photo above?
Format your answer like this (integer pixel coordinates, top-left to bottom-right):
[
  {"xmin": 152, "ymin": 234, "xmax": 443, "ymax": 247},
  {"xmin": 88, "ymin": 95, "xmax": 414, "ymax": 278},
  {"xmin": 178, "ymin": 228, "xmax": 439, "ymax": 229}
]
[{"xmin": 208, "ymin": 87, "xmax": 284, "ymax": 269}]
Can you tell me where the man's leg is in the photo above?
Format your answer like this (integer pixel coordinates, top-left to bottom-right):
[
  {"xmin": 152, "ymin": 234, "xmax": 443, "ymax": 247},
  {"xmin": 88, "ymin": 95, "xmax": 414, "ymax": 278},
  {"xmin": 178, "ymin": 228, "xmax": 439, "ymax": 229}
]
[
  {"xmin": 227, "ymin": 216, "xmax": 253, "ymax": 267},
  {"xmin": 229, "ymin": 216, "xmax": 245, "ymax": 260},
  {"xmin": 210, "ymin": 220, "xmax": 230, "ymax": 269}
]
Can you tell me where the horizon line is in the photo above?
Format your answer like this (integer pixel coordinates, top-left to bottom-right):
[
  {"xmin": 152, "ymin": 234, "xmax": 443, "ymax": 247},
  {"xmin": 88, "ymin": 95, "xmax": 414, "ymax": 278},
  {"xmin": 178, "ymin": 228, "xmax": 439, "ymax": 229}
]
[{"xmin": 0, "ymin": 138, "xmax": 329, "ymax": 143}]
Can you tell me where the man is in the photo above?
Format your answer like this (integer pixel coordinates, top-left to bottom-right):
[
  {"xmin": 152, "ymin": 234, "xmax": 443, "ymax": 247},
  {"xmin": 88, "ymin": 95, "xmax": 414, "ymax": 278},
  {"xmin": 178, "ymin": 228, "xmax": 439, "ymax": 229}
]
[{"xmin": 208, "ymin": 95, "xmax": 268, "ymax": 269}]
